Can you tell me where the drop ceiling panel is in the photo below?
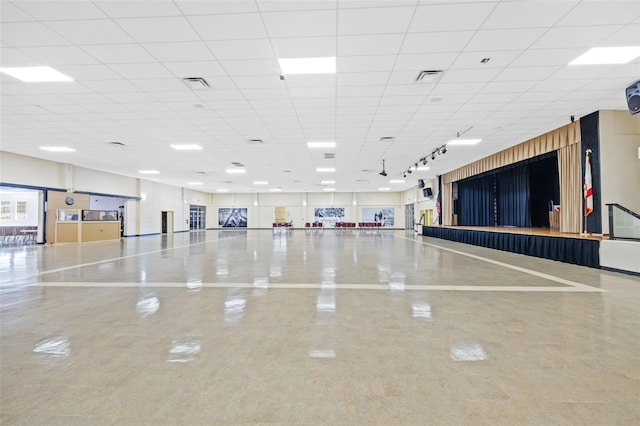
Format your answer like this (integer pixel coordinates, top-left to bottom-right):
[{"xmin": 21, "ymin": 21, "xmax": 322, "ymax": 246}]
[
  {"xmin": 401, "ymin": 31, "xmax": 475, "ymax": 54},
  {"xmin": 219, "ymin": 59, "xmax": 281, "ymax": 76},
  {"xmin": 531, "ymin": 26, "xmax": 621, "ymax": 49},
  {"xmin": 207, "ymin": 39, "xmax": 276, "ymax": 61},
  {"xmin": 465, "ymin": 28, "xmax": 548, "ymax": 51},
  {"xmin": 108, "ymin": 63, "xmax": 174, "ymax": 79},
  {"xmin": 410, "ymin": 3, "xmax": 495, "ymax": 32},
  {"xmin": 187, "ymin": 14, "xmax": 268, "ymax": 40},
  {"xmin": 271, "ymin": 36, "xmax": 336, "ymax": 58},
  {"xmin": 116, "ymin": 17, "xmax": 200, "ymax": 43},
  {"xmin": 0, "ymin": 2, "xmax": 36, "ymax": 22},
  {"xmin": 481, "ymin": 1, "xmax": 576, "ymax": 29},
  {"xmin": 338, "ymin": 6, "xmax": 414, "ymax": 35},
  {"xmin": 177, "ymin": 1, "xmax": 258, "ymax": 15},
  {"xmin": 80, "ymin": 44, "xmax": 158, "ymax": 64},
  {"xmin": 18, "ymin": 46, "xmax": 100, "ymax": 65},
  {"xmin": 262, "ymin": 10, "xmax": 337, "ymax": 38},
  {"xmin": 1, "ymin": 22, "xmax": 71, "ymax": 46},
  {"xmin": 338, "ymin": 34, "xmax": 405, "ymax": 55},
  {"xmin": 0, "ymin": 48, "xmax": 43, "ymax": 67},
  {"xmin": 142, "ymin": 42, "xmax": 216, "ymax": 62},
  {"xmin": 556, "ymin": 1, "xmax": 640, "ymax": 26},
  {"xmin": 94, "ymin": 1, "xmax": 183, "ymax": 18},
  {"xmin": 46, "ymin": 20, "xmax": 135, "ymax": 45}
]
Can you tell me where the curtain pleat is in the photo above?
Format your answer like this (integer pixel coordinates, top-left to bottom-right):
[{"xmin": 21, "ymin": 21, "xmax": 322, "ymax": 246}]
[
  {"xmin": 557, "ymin": 143, "xmax": 582, "ymax": 233},
  {"xmin": 442, "ymin": 182, "xmax": 452, "ymax": 225},
  {"xmin": 497, "ymin": 166, "xmax": 531, "ymax": 227},
  {"xmin": 458, "ymin": 174, "xmax": 495, "ymax": 226}
]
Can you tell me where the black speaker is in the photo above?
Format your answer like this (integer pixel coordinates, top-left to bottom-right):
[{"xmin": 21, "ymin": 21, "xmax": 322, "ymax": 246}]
[
  {"xmin": 423, "ymin": 187, "xmax": 433, "ymax": 197},
  {"xmin": 626, "ymin": 80, "xmax": 640, "ymax": 115},
  {"xmin": 418, "ymin": 179, "xmax": 425, "ymax": 189}
]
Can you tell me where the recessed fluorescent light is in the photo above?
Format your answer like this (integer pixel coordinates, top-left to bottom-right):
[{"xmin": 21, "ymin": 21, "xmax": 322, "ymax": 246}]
[
  {"xmin": 253, "ymin": 181, "xmax": 268, "ymax": 185},
  {"xmin": 187, "ymin": 182, "xmax": 203, "ymax": 185},
  {"xmin": 138, "ymin": 170, "xmax": 160, "ymax": 174},
  {"xmin": 323, "ymin": 188, "xmax": 335, "ymax": 191},
  {"xmin": 39, "ymin": 146, "xmax": 75, "ymax": 152},
  {"xmin": 278, "ymin": 57, "xmax": 336, "ymax": 75},
  {"xmin": 0, "ymin": 66, "xmax": 73, "ymax": 82},
  {"xmin": 316, "ymin": 168, "xmax": 336, "ymax": 173},
  {"xmin": 569, "ymin": 46, "xmax": 640, "ymax": 65},
  {"xmin": 307, "ymin": 141, "xmax": 336, "ymax": 148},
  {"xmin": 320, "ymin": 180, "xmax": 335, "ymax": 184},
  {"xmin": 389, "ymin": 180, "xmax": 405, "ymax": 183},
  {"xmin": 225, "ymin": 169, "xmax": 246, "ymax": 174},
  {"xmin": 269, "ymin": 188, "xmax": 282, "ymax": 192},
  {"xmin": 216, "ymin": 189, "xmax": 229, "ymax": 192},
  {"xmin": 378, "ymin": 187, "xmax": 391, "ymax": 191},
  {"xmin": 417, "ymin": 166, "xmax": 430, "ymax": 171},
  {"xmin": 448, "ymin": 139, "xmax": 481, "ymax": 145},
  {"xmin": 170, "ymin": 144, "xmax": 202, "ymax": 150}
]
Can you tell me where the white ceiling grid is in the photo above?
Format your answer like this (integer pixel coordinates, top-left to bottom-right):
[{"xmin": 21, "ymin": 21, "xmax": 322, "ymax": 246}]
[{"xmin": 0, "ymin": 0, "xmax": 639, "ymax": 193}]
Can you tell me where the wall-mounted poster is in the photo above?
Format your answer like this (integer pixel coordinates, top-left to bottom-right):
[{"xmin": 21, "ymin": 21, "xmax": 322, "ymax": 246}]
[
  {"xmin": 362, "ymin": 207, "xmax": 395, "ymax": 227},
  {"xmin": 218, "ymin": 208, "xmax": 248, "ymax": 228},
  {"xmin": 274, "ymin": 206, "xmax": 287, "ymax": 223},
  {"xmin": 314, "ymin": 207, "xmax": 345, "ymax": 227}
]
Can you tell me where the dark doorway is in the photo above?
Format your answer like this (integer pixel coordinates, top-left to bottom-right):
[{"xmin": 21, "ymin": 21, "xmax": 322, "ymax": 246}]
[
  {"xmin": 161, "ymin": 211, "xmax": 168, "ymax": 234},
  {"xmin": 529, "ymin": 154, "xmax": 559, "ymax": 227}
]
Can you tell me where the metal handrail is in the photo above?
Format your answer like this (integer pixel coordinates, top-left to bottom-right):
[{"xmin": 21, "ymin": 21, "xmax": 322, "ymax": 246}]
[{"xmin": 606, "ymin": 203, "xmax": 640, "ymax": 241}]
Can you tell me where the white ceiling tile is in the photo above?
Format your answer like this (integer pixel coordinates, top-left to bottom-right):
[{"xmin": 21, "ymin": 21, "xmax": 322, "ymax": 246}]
[
  {"xmin": 177, "ymin": 1, "xmax": 258, "ymax": 15},
  {"xmin": 599, "ymin": 23, "xmax": 640, "ymax": 46},
  {"xmin": 379, "ymin": 95, "xmax": 425, "ymax": 105},
  {"xmin": 465, "ymin": 28, "xmax": 547, "ymax": 51},
  {"xmin": 109, "ymin": 63, "xmax": 174, "ymax": 79},
  {"xmin": 95, "ymin": 1, "xmax": 183, "ymax": 18},
  {"xmin": 410, "ymin": 3, "xmax": 494, "ymax": 32},
  {"xmin": 58, "ymin": 93, "xmax": 113, "ymax": 104},
  {"xmin": 0, "ymin": 2, "xmax": 37, "ymax": 22},
  {"xmin": 289, "ymin": 86, "xmax": 335, "ymax": 98},
  {"xmin": 262, "ymin": 10, "xmax": 337, "ymax": 37},
  {"xmin": 383, "ymin": 84, "xmax": 430, "ymax": 96},
  {"xmin": 132, "ymin": 78, "xmax": 190, "ymax": 92},
  {"xmin": 46, "ymin": 20, "xmax": 134, "ymax": 44},
  {"xmin": 143, "ymin": 42, "xmax": 216, "ymax": 62},
  {"xmin": 271, "ymin": 37, "xmax": 336, "ymax": 58},
  {"xmin": 546, "ymin": 65, "xmax": 618, "ymax": 81},
  {"xmin": 103, "ymin": 92, "xmax": 158, "ymax": 104},
  {"xmin": 401, "ymin": 31, "xmax": 474, "ymax": 54},
  {"xmin": 283, "ymin": 74, "xmax": 336, "ymax": 88},
  {"xmin": 16, "ymin": 1, "xmax": 106, "ymax": 20},
  {"xmin": 393, "ymin": 53, "xmax": 458, "ymax": 71},
  {"xmin": 338, "ymin": 34, "xmax": 405, "ymax": 55},
  {"xmin": 450, "ymin": 51, "xmax": 521, "ymax": 69},
  {"xmin": 80, "ymin": 44, "xmax": 157, "ymax": 64},
  {"xmin": 56, "ymin": 64, "xmax": 124, "ymax": 81},
  {"xmin": 292, "ymin": 98, "xmax": 335, "ymax": 108},
  {"xmin": 19, "ymin": 46, "xmax": 100, "ymax": 65},
  {"xmin": 188, "ymin": 14, "xmax": 267, "ymax": 40},
  {"xmin": 220, "ymin": 59, "xmax": 281, "ymax": 76},
  {"xmin": 531, "ymin": 26, "xmax": 621, "ymax": 49},
  {"xmin": 1, "ymin": 22, "xmax": 71, "ymax": 46},
  {"xmin": 163, "ymin": 61, "xmax": 227, "ymax": 78},
  {"xmin": 481, "ymin": 1, "xmax": 576, "ymax": 29},
  {"xmin": 338, "ymin": 6, "xmax": 414, "ymax": 35},
  {"xmin": 0, "ymin": 48, "xmax": 42, "ymax": 67},
  {"xmin": 232, "ymin": 75, "xmax": 284, "ymax": 89},
  {"xmin": 439, "ymin": 67, "xmax": 502, "ymax": 84},
  {"xmin": 429, "ymin": 82, "xmax": 486, "ymax": 95},
  {"xmin": 257, "ymin": 0, "xmax": 336, "ymax": 12},
  {"xmin": 480, "ymin": 80, "xmax": 538, "ymax": 94},
  {"xmin": 206, "ymin": 39, "xmax": 275, "ymax": 60},
  {"xmin": 387, "ymin": 70, "xmax": 422, "ymax": 85},
  {"xmin": 240, "ymin": 88, "xmax": 290, "ymax": 100},
  {"xmin": 509, "ymin": 48, "xmax": 585, "ymax": 67},
  {"xmin": 115, "ymin": 17, "xmax": 200, "ymax": 43},
  {"xmin": 196, "ymin": 89, "xmax": 244, "ymax": 101},
  {"xmin": 82, "ymin": 80, "xmax": 143, "ymax": 93},
  {"xmin": 337, "ymin": 55, "xmax": 396, "ymax": 73},
  {"xmin": 197, "ymin": 76, "xmax": 237, "ymax": 90},
  {"xmin": 493, "ymin": 66, "xmax": 559, "ymax": 82},
  {"xmin": 338, "ymin": 72, "xmax": 390, "ymax": 86},
  {"xmin": 338, "ymin": 85, "xmax": 385, "ymax": 97},
  {"xmin": 557, "ymin": 1, "xmax": 640, "ymax": 26}
]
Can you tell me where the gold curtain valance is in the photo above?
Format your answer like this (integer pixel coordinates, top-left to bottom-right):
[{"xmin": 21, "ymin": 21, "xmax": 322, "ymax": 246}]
[{"xmin": 442, "ymin": 121, "xmax": 581, "ymax": 184}]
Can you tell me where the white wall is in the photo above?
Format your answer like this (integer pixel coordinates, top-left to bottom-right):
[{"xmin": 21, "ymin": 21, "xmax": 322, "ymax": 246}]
[
  {"xmin": 1, "ymin": 152, "xmax": 65, "ymax": 188},
  {"xmin": 598, "ymin": 110, "xmax": 640, "ymax": 234},
  {"xmin": 138, "ymin": 180, "xmax": 188, "ymax": 235}
]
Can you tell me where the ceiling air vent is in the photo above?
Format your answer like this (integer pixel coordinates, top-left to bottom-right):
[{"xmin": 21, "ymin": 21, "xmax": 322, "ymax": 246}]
[
  {"xmin": 380, "ymin": 136, "xmax": 395, "ymax": 143},
  {"xmin": 415, "ymin": 70, "xmax": 443, "ymax": 83},
  {"xmin": 324, "ymin": 153, "xmax": 335, "ymax": 159},
  {"xmin": 230, "ymin": 162, "xmax": 244, "ymax": 167},
  {"xmin": 249, "ymin": 139, "xmax": 263, "ymax": 144},
  {"xmin": 107, "ymin": 141, "xmax": 126, "ymax": 147},
  {"xmin": 182, "ymin": 77, "xmax": 210, "ymax": 89}
]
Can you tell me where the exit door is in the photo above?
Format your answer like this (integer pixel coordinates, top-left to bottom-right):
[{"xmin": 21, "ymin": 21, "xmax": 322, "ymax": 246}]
[{"xmin": 161, "ymin": 211, "xmax": 174, "ymax": 234}]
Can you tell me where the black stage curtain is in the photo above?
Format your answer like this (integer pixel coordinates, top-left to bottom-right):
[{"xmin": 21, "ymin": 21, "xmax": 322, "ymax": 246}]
[
  {"xmin": 497, "ymin": 165, "xmax": 531, "ymax": 227},
  {"xmin": 457, "ymin": 151, "xmax": 560, "ymax": 229},
  {"xmin": 458, "ymin": 174, "xmax": 495, "ymax": 226}
]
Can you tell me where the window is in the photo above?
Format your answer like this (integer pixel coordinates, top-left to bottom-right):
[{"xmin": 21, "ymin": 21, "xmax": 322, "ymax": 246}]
[
  {"xmin": 16, "ymin": 201, "xmax": 27, "ymax": 220},
  {"xmin": 1, "ymin": 201, "xmax": 11, "ymax": 219}
]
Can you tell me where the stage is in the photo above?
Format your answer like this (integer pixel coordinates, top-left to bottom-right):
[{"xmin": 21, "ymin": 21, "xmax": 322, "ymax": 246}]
[{"xmin": 422, "ymin": 225, "xmax": 602, "ymax": 268}]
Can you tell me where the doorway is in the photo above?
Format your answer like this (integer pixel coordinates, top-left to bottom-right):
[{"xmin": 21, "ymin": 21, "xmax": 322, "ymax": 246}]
[
  {"xmin": 189, "ymin": 205, "xmax": 206, "ymax": 230},
  {"xmin": 161, "ymin": 211, "xmax": 173, "ymax": 234},
  {"xmin": 404, "ymin": 204, "xmax": 414, "ymax": 231}
]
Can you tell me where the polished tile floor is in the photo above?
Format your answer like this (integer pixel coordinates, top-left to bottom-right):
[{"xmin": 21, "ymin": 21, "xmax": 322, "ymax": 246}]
[{"xmin": 1, "ymin": 230, "xmax": 639, "ymax": 425}]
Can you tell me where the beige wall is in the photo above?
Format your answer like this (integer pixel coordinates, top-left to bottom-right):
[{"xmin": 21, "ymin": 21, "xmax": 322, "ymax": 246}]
[
  {"xmin": 45, "ymin": 191, "xmax": 90, "ymax": 244},
  {"xmin": 598, "ymin": 110, "xmax": 640, "ymax": 234}
]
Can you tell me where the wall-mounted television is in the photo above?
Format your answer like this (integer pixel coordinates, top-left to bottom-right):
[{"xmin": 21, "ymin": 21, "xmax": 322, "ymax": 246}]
[
  {"xmin": 423, "ymin": 187, "xmax": 433, "ymax": 197},
  {"xmin": 418, "ymin": 179, "xmax": 425, "ymax": 189}
]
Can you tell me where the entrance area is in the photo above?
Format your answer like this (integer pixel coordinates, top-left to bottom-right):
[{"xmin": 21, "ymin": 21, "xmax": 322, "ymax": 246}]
[{"xmin": 190, "ymin": 205, "xmax": 206, "ymax": 230}]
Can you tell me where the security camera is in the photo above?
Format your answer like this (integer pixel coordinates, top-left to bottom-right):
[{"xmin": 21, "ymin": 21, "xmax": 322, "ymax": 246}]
[{"xmin": 379, "ymin": 170, "xmax": 387, "ymax": 177}]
